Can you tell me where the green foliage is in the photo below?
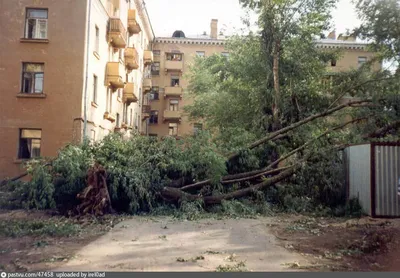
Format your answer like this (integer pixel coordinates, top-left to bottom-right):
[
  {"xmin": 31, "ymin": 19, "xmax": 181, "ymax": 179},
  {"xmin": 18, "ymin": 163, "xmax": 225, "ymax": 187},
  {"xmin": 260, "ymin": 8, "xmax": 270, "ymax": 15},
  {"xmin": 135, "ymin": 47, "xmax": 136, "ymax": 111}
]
[
  {"xmin": 25, "ymin": 161, "xmax": 56, "ymax": 210},
  {"xmin": 26, "ymin": 132, "xmax": 227, "ymax": 215},
  {"xmin": 0, "ymin": 180, "xmax": 30, "ymax": 209},
  {"xmin": 0, "ymin": 219, "xmax": 80, "ymax": 238},
  {"xmin": 345, "ymin": 197, "xmax": 364, "ymax": 218}
]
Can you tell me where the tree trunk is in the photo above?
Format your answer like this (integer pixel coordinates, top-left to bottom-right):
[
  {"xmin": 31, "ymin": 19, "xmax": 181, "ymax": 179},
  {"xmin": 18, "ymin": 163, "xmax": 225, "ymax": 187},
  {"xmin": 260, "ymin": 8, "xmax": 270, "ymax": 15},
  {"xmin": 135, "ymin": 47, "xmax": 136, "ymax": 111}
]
[{"xmin": 272, "ymin": 39, "xmax": 281, "ymax": 132}]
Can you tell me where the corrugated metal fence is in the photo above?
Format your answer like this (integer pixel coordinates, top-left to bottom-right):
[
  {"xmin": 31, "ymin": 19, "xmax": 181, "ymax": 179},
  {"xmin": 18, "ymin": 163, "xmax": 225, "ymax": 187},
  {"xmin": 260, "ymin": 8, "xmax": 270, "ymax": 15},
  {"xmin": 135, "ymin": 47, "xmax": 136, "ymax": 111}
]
[{"xmin": 373, "ymin": 144, "xmax": 400, "ymax": 217}]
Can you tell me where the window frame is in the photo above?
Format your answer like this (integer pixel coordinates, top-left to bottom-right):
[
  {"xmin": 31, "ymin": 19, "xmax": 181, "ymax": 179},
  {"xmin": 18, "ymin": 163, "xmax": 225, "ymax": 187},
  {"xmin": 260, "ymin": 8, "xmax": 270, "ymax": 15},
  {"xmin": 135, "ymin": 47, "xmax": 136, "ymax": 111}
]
[
  {"xmin": 151, "ymin": 62, "xmax": 160, "ymax": 75},
  {"xmin": 168, "ymin": 123, "xmax": 178, "ymax": 136},
  {"xmin": 149, "ymin": 86, "xmax": 160, "ymax": 100},
  {"xmin": 21, "ymin": 62, "xmax": 45, "ymax": 94},
  {"xmin": 171, "ymin": 76, "xmax": 180, "ymax": 87},
  {"xmin": 358, "ymin": 56, "xmax": 367, "ymax": 67},
  {"xmin": 196, "ymin": 51, "xmax": 205, "ymax": 58},
  {"xmin": 95, "ymin": 25, "xmax": 100, "ymax": 53},
  {"xmin": 24, "ymin": 8, "xmax": 48, "ymax": 40},
  {"xmin": 149, "ymin": 110, "xmax": 159, "ymax": 124},
  {"xmin": 18, "ymin": 128, "xmax": 42, "ymax": 159},
  {"xmin": 93, "ymin": 75, "xmax": 98, "ymax": 103},
  {"xmin": 169, "ymin": 99, "xmax": 179, "ymax": 111}
]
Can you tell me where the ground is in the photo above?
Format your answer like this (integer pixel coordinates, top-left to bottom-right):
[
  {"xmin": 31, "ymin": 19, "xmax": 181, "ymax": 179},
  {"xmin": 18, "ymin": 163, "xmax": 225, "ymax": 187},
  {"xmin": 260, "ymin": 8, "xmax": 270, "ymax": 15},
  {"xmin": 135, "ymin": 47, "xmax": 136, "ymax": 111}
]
[{"xmin": 1, "ymin": 210, "xmax": 400, "ymax": 272}]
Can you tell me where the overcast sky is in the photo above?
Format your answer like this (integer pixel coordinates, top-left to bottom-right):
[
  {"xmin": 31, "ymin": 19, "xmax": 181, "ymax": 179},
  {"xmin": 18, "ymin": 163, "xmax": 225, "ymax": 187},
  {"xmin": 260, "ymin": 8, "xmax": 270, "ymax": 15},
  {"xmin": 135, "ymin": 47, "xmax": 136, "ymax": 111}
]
[{"xmin": 145, "ymin": 0, "xmax": 361, "ymax": 38}]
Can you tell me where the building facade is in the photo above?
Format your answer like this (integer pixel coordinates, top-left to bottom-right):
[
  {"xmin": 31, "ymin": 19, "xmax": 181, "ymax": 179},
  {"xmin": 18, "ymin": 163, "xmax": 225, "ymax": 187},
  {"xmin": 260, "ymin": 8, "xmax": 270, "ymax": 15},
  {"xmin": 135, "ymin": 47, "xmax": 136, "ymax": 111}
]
[
  {"xmin": 143, "ymin": 20, "xmax": 227, "ymax": 137},
  {"xmin": 0, "ymin": 0, "xmax": 154, "ymax": 179}
]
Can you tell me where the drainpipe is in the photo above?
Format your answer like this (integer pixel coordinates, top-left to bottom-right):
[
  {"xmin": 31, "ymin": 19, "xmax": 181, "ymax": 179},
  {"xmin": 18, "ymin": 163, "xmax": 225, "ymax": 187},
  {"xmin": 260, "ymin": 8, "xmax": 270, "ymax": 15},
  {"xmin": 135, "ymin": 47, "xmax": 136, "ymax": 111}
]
[{"xmin": 83, "ymin": 0, "xmax": 93, "ymax": 140}]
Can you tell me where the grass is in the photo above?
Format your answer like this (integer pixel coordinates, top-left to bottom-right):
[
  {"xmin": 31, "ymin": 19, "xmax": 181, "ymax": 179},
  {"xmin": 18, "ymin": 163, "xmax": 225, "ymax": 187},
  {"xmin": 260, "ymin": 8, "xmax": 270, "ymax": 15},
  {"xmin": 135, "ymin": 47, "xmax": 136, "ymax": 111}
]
[
  {"xmin": 176, "ymin": 255, "xmax": 205, "ymax": 263},
  {"xmin": 216, "ymin": 261, "xmax": 247, "ymax": 272},
  {"xmin": 0, "ymin": 218, "xmax": 81, "ymax": 238}
]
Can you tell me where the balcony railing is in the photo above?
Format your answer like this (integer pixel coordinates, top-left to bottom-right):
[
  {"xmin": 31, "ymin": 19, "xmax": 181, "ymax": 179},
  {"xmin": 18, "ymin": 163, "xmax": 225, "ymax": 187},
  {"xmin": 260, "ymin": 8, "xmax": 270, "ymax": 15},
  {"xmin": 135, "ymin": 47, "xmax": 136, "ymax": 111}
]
[
  {"xmin": 164, "ymin": 86, "xmax": 183, "ymax": 98},
  {"xmin": 143, "ymin": 78, "xmax": 152, "ymax": 93},
  {"xmin": 165, "ymin": 60, "xmax": 183, "ymax": 72},
  {"xmin": 164, "ymin": 110, "xmax": 181, "ymax": 121},
  {"xmin": 106, "ymin": 62, "xmax": 125, "ymax": 90},
  {"xmin": 107, "ymin": 18, "xmax": 127, "ymax": 48},
  {"xmin": 125, "ymin": 47, "xmax": 139, "ymax": 70},
  {"xmin": 123, "ymin": 82, "xmax": 138, "ymax": 103},
  {"xmin": 144, "ymin": 50, "xmax": 154, "ymax": 66},
  {"xmin": 128, "ymin": 9, "xmax": 141, "ymax": 35}
]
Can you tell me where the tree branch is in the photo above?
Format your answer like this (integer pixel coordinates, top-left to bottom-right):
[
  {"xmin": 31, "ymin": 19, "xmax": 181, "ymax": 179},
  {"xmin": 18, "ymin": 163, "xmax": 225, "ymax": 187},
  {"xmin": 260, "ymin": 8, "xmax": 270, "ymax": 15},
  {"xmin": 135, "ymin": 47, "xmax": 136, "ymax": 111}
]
[
  {"xmin": 228, "ymin": 99, "xmax": 372, "ymax": 161},
  {"xmin": 363, "ymin": 120, "xmax": 400, "ymax": 139}
]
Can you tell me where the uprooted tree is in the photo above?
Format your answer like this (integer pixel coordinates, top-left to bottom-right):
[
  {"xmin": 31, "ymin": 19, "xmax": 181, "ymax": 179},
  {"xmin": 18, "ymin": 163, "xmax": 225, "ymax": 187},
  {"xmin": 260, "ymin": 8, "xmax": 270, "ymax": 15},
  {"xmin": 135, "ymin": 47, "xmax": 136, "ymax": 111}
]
[{"xmin": 4, "ymin": 0, "xmax": 399, "ymax": 216}]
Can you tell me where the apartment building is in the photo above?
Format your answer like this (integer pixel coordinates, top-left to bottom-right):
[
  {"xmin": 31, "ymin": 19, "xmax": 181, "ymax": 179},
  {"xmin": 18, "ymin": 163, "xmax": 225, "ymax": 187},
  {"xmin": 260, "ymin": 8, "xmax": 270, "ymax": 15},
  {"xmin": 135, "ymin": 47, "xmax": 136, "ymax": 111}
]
[
  {"xmin": 318, "ymin": 31, "xmax": 381, "ymax": 98},
  {"xmin": 143, "ymin": 27, "xmax": 381, "ymax": 138},
  {"xmin": 143, "ymin": 20, "xmax": 227, "ymax": 137},
  {"xmin": 0, "ymin": 0, "xmax": 154, "ymax": 179}
]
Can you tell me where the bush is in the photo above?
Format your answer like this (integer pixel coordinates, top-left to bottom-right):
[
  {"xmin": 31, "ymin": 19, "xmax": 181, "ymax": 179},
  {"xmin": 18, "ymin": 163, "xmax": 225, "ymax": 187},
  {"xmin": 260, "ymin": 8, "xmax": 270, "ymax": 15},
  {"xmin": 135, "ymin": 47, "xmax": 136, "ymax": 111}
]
[
  {"xmin": 0, "ymin": 180, "xmax": 30, "ymax": 209},
  {"xmin": 25, "ymin": 132, "xmax": 227, "ymax": 215}
]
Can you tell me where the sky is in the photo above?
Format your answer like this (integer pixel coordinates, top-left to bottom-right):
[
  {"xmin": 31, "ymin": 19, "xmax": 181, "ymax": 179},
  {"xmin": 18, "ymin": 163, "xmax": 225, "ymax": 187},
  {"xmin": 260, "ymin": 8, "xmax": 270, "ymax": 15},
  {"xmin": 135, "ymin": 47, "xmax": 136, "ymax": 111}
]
[{"xmin": 144, "ymin": 0, "xmax": 362, "ymax": 38}]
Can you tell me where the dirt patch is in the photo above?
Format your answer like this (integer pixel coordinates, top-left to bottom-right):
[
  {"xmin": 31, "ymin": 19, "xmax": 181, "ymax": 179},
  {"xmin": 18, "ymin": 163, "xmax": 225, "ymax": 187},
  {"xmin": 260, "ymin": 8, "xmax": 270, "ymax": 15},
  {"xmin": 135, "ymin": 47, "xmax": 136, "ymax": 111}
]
[
  {"xmin": 56, "ymin": 217, "xmax": 309, "ymax": 272},
  {"xmin": 0, "ymin": 210, "xmax": 126, "ymax": 272},
  {"xmin": 268, "ymin": 214, "xmax": 400, "ymax": 271}
]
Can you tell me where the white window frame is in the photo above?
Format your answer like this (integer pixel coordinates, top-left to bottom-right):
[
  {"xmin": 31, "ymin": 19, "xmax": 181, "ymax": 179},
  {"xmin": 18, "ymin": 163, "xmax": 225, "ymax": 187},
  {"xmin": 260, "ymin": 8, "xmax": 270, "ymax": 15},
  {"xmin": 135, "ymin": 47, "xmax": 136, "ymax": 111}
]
[{"xmin": 25, "ymin": 8, "xmax": 48, "ymax": 39}]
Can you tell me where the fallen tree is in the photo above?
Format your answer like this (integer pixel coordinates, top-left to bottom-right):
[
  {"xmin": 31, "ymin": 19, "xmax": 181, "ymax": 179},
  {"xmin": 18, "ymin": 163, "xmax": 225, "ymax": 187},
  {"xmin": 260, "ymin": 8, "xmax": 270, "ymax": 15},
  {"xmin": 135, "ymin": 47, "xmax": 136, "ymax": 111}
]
[{"xmin": 161, "ymin": 116, "xmax": 368, "ymax": 204}]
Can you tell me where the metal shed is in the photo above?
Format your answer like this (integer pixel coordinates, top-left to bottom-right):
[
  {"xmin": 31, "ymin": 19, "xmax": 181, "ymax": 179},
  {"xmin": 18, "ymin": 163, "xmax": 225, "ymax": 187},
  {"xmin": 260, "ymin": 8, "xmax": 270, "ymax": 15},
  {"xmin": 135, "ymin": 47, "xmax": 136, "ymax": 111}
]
[{"xmin": 344, "ymin": 142, "xmax": 400, "ymax": 217}]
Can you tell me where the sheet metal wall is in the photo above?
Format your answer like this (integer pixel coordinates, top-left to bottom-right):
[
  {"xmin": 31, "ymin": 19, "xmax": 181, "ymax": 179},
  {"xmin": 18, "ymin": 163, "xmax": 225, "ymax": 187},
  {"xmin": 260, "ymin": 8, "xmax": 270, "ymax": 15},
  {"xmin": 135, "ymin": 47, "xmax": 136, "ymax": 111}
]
[
  {"xmin": 346, "ymin": 144, "xmax": 371, "ymax": 215},
  {"xmin": 374, "ymin": 145, "xmax": 400, "ymax": 217}
]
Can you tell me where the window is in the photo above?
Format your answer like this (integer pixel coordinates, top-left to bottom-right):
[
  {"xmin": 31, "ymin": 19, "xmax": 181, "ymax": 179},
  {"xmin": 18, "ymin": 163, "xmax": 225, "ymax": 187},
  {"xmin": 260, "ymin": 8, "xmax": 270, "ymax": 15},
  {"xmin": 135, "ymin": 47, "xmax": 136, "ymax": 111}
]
[
  {"xmin": 149, "ymin": 110, "xmax": 158, "ymax": 124},
  {"xmin": 149, "ymin": 87, "xmax": 159, "ymax": 100},
  {"xmin": 106, "ymin": 88, "xmax": 112, "ymax": 112},
  {"xmin": 331, "ymin": 59, "xmax": 337, "ymax": 67},
  {"xmin": 116, "ymin": 113, "xmax": 120, "ymax": 127},
  {"xmin": 358, "ymin": 57, "xmax": 367, "ymax": 67},
  {"xmin": 171, "ymin": 76, "xmax": 180, "ymax": 87},
  {"xmin": 21, "ymin": 63, "xmax": 44, "ymax": 94},
  {"xmin": 139, "ymin": 88, "xmax": 142, "ymax": 106},
  {"xmin": 166, "ymin": 53, "xmax": 182, "ymax": 61},
  {"xmin": 169, "ymin": 99, "xmax": 179, "ymax": 111},
  {"xmin": 130, "ymin": 108, "xmax": 133, "ymax": 126},
  {"xmin": 25, "ymin": 8, "xmax": 48, "ymax": 39},
  {"xmin": 153, "ymin": 50, "xmax": 160, "ymax": 56},
  {"xmin": 151, "ymin": 62, "xmax": 160, "ymax": 75},
  {"xmin": 119, "ymin": 49, "xmax": 123, "ymax": 61},
  {"xmin": 95, "ymin": 26, "xmax": 99, "ymax": 53},
  {"xmin": 18, "ymin": 129, "xmax": 41, "ymax": 159},
  {"xmin": 117, "ymin": 88, "xmax": 122, "ymax": 99},
  {"xmin": 169, "ymin": 123, "xmax": 178, "ymax": 136},
  {"xmin": 93, "ymin": 75, "xmax": 98, "ymax": 103},
  {"xmin": 134, "ymin": 112, "xmax": 138, "ymax": 129},
  {"xmin": 196, "ymin": 51, "xmax": 205, "ymax": 58},
  {"xmin": 221, "ymin": 52, "xmax": 229, "ymax": 58},
  {"xmin": 193, "ymin": 123, "xmax": 203, "ymax": 134}
]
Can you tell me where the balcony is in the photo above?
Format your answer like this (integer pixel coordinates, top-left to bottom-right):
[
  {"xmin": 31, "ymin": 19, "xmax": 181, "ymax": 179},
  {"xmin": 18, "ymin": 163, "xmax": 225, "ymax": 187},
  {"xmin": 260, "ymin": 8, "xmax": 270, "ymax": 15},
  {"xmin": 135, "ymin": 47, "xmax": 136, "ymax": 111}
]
[
  {"xmin": 143, "ymin": 78, "xmax": 152, "ymax": 92},
  {"xmin": 164, "ymin": 110, "xmax": 181, "ymax": 121},
  {"xmin": 164, "ymin": 86, "xmax": 183, "ymax": 98},
  {"xmin": 106, "ymin": 62, "xmax": 125, "ymax": 90},
  {"xmin": 142, "ymin": 105, "xmax": 151, "ymax": 119},
  {"xmin": 165, "ymin": 60, "xmax": 183, "ymax": 72},
  {"xmin": 128, "ymin": 9, "xmax": 141, "ymax": 35},
  {"xmin": 123, "ymin": 82, "xmax": 138, "ymax": 103},
  {"xmin": 144, "ymin": 50, "xmax": 154, "ymax": 66},
  {"xmin": 125, "ymin": 47, "xmax": 139, "ymax": 70},
  {"xmin": 107, "ymin": 18, "xmax": 127, "ymax": 48},
  {"xmin": 103, "ymin": 112, "xmax": 116, "ymax": 122}
]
